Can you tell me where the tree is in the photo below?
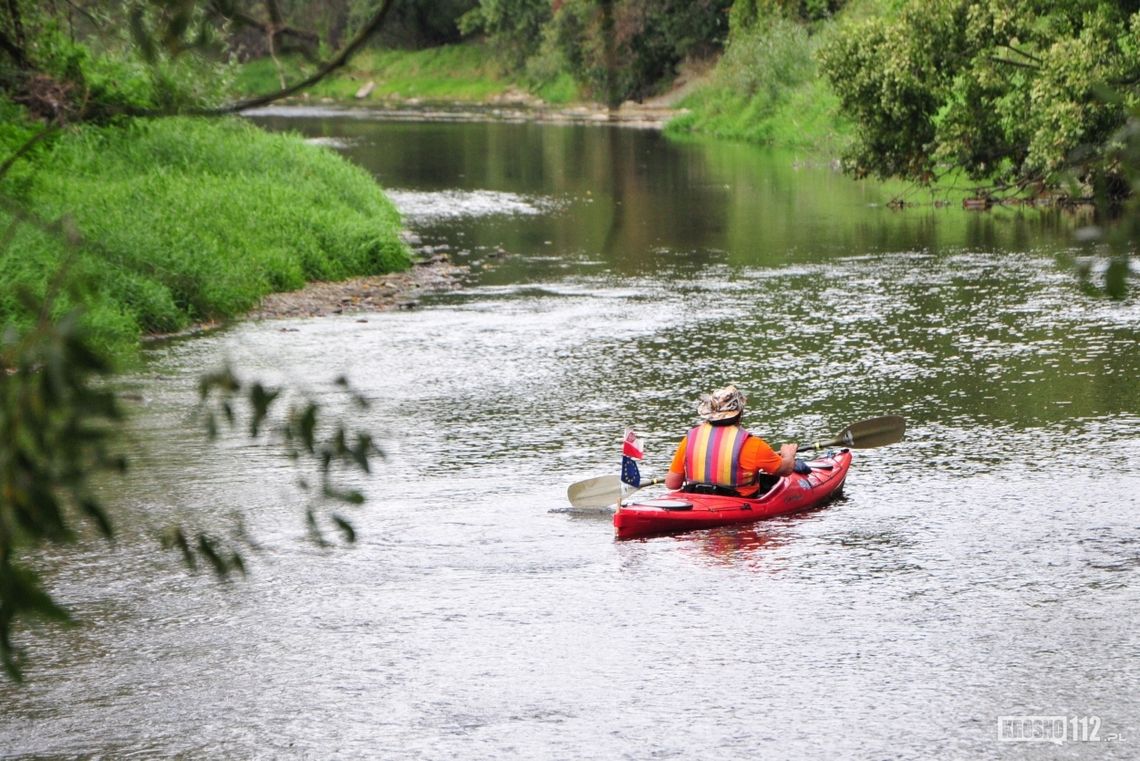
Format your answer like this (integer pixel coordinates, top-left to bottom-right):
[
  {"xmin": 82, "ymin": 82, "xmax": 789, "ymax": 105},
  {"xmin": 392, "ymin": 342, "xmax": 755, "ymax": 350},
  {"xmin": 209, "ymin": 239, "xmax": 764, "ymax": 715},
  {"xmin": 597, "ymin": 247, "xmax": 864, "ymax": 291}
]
[
  {"xmin": 0, "ymin": 0, "xmax": 400, "ymax": 121},
  {"xmin": 545, "ymin": 0, "xmax": 731, "ymax": 106},
  {"xmin": 458, "ymin": 0, "xmax": 553, "ymax": 70},
  {"xmin": 817, "ymin": 0, "xmax": 1140, "ymax": 200},
  {"xmin": 0, "ymin": 0, "xmax": 402, "ymax": 682}
]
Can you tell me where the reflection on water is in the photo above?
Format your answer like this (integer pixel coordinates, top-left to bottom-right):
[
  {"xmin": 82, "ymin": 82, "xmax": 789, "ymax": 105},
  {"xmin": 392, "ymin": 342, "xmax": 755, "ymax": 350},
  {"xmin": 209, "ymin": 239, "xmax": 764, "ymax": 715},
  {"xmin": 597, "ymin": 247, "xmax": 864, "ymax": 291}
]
[{"xmin": 1, "ymin": 113, "xmax": 1137, "ymax": 759}]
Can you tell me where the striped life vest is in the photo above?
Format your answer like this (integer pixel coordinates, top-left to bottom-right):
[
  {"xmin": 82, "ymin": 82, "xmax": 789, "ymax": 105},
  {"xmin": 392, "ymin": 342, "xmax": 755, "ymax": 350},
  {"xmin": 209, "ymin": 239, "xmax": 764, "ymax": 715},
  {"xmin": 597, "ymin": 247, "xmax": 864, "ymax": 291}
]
[{"xmin": 684, "ymin": 423, "xmax": 756, "ymax": 490}]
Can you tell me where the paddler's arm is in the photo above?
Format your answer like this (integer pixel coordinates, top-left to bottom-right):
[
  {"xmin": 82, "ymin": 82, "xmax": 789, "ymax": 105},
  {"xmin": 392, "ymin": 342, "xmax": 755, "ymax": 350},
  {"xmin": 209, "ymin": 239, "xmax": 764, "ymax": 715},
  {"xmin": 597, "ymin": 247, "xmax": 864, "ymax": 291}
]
[
  {"xmin": 775, "ymin": 443, "xmax": 798, "ymax": 476},
  {"xmin": 664, "ymin": 436, "xmax": 687, "ymax": 490}
]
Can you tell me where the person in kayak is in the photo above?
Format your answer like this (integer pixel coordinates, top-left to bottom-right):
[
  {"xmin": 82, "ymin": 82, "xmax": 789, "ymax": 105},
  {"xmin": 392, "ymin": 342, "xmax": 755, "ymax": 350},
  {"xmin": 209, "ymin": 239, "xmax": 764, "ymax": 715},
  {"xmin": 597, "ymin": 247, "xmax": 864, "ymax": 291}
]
[{"xmin": 663, "ymin": 384, "xmax": 808, "ymax": 497}]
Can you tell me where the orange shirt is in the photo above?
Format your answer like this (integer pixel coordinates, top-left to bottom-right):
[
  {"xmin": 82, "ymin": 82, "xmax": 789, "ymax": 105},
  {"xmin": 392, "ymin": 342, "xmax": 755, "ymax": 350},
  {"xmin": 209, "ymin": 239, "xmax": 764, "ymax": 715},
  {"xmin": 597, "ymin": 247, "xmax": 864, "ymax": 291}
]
[{"xmin": 669, "ymin": 431, "xmax": 783, "ymax": 496}]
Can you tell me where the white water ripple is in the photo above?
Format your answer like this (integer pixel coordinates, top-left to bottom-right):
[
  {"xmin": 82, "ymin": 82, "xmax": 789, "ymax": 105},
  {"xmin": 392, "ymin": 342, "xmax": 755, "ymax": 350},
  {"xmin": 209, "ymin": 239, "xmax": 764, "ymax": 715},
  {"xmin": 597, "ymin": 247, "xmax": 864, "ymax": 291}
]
[{"xmin": 387, "ymin": 189, "xmax": 562, "ymax": 222}]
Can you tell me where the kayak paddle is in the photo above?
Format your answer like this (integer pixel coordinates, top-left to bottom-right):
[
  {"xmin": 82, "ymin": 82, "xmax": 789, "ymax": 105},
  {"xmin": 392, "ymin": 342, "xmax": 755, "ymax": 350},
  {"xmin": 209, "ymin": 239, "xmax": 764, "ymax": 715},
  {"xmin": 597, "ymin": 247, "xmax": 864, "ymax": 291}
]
[
  {"xmin": 798, "ymin": 415, "xmax": 906, "ymax": 452},
  {"xmin": 566, "ymin": 475, "xmax": 663, "ymax": 509}
]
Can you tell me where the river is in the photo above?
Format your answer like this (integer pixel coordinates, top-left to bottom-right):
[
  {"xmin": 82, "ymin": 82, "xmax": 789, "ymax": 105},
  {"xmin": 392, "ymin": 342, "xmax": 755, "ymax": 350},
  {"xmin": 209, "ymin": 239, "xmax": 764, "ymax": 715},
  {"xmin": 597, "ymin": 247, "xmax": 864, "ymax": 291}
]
[{"xmin": 2, "ymin": 107, "xmax": 1137, "ymax": 759}]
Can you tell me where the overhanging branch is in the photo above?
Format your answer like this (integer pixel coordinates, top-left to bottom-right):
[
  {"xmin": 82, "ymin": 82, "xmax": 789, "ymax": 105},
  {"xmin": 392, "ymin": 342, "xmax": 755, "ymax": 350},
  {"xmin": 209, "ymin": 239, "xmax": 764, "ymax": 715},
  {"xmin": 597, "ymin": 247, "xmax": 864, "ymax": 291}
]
[{"xmin": 183, "ymin": 0, "xmax": 396, "ymax": 116}]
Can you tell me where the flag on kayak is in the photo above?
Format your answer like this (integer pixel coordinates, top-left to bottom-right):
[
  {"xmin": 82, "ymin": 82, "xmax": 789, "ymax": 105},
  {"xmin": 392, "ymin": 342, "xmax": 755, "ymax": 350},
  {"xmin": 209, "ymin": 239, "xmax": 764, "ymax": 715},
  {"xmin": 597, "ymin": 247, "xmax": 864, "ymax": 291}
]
[
  {"xmin": 620, "ymin": 456, "xmax": 642, "ymax": 488},
  {"xmin": 623, "ymin": 429, "xmax": 644, "ymax": 459}
]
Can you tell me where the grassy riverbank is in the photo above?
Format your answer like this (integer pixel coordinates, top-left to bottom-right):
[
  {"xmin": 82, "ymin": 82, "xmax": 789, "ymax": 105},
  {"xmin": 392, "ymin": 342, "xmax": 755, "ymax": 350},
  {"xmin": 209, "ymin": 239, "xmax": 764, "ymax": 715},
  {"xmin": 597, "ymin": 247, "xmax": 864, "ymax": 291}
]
[
  {"xmin": 0, "ymin": 111, "xmax": 408, "ymax": 359},
  {"xmin": 234, "ymin": 42, "xmax": 580, "ymax": 105},
  {"xmin": 232, "ymin": 31, "xmax": 848, "ymax": 151},
  {"xmin": 663, "ymin": 10, "xmax": 854, "ymax": 152}
]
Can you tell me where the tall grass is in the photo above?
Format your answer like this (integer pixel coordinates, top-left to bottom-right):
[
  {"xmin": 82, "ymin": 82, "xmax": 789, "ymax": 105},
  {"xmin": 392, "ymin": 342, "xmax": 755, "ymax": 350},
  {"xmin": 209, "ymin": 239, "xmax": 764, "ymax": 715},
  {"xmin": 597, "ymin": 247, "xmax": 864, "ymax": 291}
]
[
  {"xmin": 233, "ymin": 42, "xmax": 512, "ymax": 101},
  {"xmin": 1, "ymin": 116, "xmax": 408, "ymax": 359}
]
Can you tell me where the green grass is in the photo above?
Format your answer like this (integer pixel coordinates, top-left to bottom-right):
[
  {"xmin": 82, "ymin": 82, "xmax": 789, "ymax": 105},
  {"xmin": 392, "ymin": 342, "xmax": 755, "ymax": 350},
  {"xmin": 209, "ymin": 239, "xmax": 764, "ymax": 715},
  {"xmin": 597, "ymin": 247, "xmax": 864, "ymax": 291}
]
[
  {"xmin": 531, "ymin": 71, "xmax": 580, "ymax": 105},
  {"xmin": 1, "ymin": 115, "xmax": 408, "ymax": 359},
  {"xmin": 668, "ymin": 75, "xmax": 850, "ymax": 153},
  {"xmin": 233, "ymin": 42, "xmax": 514, "ymax": 102}
]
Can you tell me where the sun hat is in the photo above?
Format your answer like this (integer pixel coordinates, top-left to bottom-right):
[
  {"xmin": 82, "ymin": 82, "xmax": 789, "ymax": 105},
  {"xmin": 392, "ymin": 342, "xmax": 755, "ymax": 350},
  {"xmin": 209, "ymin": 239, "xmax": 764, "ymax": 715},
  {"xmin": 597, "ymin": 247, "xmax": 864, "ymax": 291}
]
[{"xmin": 697, "ymin": 384, "xmax": 746, "ymax": 422}]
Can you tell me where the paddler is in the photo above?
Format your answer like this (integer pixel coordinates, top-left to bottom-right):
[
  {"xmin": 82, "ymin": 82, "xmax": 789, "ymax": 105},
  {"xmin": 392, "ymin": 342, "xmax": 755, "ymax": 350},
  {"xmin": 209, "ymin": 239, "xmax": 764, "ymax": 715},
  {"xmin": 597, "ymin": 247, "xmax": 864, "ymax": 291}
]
[{"xmin": 663, "ymin": 384, "xmax": 810, "ymax": 497}]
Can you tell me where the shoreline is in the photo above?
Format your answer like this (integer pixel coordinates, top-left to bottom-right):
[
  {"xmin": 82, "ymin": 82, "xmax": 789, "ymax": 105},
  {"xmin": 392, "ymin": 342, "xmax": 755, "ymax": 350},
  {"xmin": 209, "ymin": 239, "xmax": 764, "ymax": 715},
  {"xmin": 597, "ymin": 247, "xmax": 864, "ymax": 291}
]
[
  {"xmin": 247, "ymin": 246, "xmax": 466, "ymax": 321},
  {"xmin": 144, "ymin": 244, "xmax": 466, "ymax": 343},
  {"xmin": 243, "ymin": 96, "xmax": 686, "ymax": 130}
]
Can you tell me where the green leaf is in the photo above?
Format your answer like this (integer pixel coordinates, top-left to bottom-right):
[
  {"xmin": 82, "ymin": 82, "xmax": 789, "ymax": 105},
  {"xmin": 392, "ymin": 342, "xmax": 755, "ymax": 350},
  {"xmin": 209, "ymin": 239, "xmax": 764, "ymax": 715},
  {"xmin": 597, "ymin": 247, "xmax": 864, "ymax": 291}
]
[
  {"xmin": 78, "ymin": 498, "xmax": 114, "ymax": 539},
  {"xmin": 322, "ymin": 486, "xmax": 365, "ymax": 505},
  {"xmin": 330, "ymin": 514, "xmax": 357, "ymax": 543},
  {"xmin": 296, "ymin": 403, "xmax": 318, "ymax": 454},
  {"xmin": 305, "ymin": 509, "xmax": 329, "ymax": 548},
  {"xmin": 196, "ymin": 534, "xmax": 230, "ymax": 579},
  {"xmin": 4, "ymin": 564, "xmax": 74, "ymax": 624},
  {"xmin": 161, "ymin": 527, "xmax": 197, "ymax": 570},
  {"xmin": 1105, "ymin": 255, "xmax": 1129, "ymax": 299},
  {"xmin": 248, "ymin": 382, "xmax": 280, "ymax": 437}
]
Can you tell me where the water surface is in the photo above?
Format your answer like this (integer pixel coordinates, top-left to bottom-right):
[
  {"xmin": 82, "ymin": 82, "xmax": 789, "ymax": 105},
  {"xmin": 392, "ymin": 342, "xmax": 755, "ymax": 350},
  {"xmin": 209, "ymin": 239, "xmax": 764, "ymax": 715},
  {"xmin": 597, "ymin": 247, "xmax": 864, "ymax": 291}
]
[{"xmin": 1, "ymin": 111, "xmax": 1137, "ymax": 759}]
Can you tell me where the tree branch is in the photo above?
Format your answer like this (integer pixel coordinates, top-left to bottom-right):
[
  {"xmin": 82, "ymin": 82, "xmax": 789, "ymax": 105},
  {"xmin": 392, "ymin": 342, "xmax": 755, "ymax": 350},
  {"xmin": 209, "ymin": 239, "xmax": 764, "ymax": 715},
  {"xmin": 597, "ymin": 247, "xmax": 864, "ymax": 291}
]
[
  {"xmin": 0, "ymin": 28, "xmax": 27, "ymax": 67},
  {"xmin": 5, "ymin": 0, "xmax": 26, "ymax": 53},
  {"xmin": 989, "ymin": 56, "xmax": 1039, "ymax": 71},
  {"xmin": 202, "ymin": 0, "xmax": 396, "ymax": 115},
  {"xmin": 263, "ymin": 0, "xmax": 283, "ymax": 28},
  {"xmin": 208, "ymin": 0, "xmax": 318, "ymax": 63},
  {"xmin": 999, "ymin": 44, "xmax": 1043, "ymax": 64}
]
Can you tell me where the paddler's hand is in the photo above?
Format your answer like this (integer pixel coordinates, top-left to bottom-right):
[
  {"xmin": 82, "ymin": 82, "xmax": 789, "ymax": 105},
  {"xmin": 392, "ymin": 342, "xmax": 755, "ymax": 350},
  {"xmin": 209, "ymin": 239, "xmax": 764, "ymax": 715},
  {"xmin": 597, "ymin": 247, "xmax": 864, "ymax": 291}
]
[{"xmin": 777, "ymin": 443, "xmax": 798, "ymax": 476}]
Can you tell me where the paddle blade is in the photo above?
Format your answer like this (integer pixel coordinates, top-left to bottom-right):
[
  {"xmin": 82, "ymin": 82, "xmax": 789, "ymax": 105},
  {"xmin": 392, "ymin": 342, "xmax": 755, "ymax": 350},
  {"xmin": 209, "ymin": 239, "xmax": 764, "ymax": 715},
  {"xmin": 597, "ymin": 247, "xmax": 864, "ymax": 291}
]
[
  {"xmin": 836, "ymin": 415, "xmax": 906, "ymax": 449},
  {"xmin": 567, "ymin": 475, "xmax": 623, "ymax": 508}
]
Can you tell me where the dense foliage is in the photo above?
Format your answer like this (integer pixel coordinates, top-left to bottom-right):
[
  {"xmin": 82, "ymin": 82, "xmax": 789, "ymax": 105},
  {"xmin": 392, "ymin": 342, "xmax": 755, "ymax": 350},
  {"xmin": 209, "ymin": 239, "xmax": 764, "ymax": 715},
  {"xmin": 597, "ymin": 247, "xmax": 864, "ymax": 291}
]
[
  {"xmin": 458, "ymin": 0, "xmax": 731, "ymax": 105},
  {"xmin": 817, "ymin": 0, "xmax": 1140, "ymax": 198},
  {"xmin": 665, "ymin": 10, "xmax": 841, "ymax": 146},
  {"xmin": 0, "ymin": 0, "xmax": 230, "ymax": 121}
]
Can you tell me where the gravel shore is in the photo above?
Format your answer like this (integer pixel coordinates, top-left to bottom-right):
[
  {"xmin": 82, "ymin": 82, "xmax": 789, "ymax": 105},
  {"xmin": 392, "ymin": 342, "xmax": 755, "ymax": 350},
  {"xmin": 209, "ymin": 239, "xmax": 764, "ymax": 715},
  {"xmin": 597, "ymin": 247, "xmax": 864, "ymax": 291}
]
[{"xmin": 247, "ymin": 250, "xmax": 465, "ymax": 320}]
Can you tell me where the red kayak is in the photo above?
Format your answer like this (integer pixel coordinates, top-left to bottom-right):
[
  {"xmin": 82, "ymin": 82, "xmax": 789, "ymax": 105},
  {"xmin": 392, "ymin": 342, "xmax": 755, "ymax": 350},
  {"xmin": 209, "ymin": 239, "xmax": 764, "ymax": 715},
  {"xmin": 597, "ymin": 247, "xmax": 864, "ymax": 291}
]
[{"xmin": 613, "ymin": 449, "xmax": 852, "ymax": 539}]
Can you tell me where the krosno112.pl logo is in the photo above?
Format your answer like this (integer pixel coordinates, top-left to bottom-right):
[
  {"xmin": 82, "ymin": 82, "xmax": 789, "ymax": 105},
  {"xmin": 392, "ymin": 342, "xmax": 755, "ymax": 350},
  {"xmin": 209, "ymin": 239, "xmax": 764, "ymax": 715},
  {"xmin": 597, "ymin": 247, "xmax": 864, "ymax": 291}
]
[{"xmin": 998, "ymin": 716, "xmax": 1124, "ymax": 744}]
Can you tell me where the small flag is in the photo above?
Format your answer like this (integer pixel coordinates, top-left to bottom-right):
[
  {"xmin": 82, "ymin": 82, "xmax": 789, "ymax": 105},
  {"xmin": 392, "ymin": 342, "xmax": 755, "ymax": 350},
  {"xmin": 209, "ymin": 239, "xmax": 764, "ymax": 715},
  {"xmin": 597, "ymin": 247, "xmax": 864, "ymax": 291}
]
[
  {"xmin": 620, "ymin": 455, "xmax": 642, "ymax": 487},
  {"xmin": 622, "ymin": 429, "xmax": 644, "ymax": 459}
]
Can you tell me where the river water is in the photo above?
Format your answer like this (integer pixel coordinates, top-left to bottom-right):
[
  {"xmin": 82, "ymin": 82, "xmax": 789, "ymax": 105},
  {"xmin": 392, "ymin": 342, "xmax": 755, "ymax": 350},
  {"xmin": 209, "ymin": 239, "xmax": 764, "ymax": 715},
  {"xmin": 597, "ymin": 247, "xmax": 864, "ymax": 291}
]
[{"xmin": 2, "ymin": 108, "xmax": 1138, "ymax": 759}]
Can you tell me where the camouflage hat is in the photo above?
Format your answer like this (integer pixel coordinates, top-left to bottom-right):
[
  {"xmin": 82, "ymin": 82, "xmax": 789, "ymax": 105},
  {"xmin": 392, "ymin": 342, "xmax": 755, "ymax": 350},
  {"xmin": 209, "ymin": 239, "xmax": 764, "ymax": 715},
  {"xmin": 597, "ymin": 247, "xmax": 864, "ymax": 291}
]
[{"xmin": 697, "ymin": 384, "xmax": 746, "ymax": 422}]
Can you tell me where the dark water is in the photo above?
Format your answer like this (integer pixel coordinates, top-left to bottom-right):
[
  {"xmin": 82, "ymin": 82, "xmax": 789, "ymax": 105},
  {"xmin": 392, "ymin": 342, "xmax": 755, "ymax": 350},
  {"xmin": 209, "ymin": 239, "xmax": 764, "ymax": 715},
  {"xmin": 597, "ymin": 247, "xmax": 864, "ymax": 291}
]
[{"xmin": 2, "ymin": 108, "xmax": 1137, "ymax": 759}]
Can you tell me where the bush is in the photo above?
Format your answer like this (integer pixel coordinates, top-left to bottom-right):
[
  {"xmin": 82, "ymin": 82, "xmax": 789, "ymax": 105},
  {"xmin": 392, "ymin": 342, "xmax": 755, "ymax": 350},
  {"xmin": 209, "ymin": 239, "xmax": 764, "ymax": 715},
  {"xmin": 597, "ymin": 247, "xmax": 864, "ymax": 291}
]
[
  {"xmin": 817, "ymin": 0, "xmax": 1140, "ymax": 192},
  {"xmin": 666, "ymin": 12, "xmax": 847, "ymax": 148}
]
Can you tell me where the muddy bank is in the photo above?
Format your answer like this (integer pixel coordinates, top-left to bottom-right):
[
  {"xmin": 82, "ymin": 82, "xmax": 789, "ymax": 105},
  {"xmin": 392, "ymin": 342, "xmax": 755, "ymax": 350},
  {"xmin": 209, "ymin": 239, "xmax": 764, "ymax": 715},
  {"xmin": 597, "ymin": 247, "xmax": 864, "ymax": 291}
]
[{"xmin": 248, "ymin": 249, "xmax": 466, "ymax": 321}]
